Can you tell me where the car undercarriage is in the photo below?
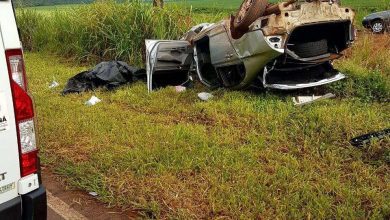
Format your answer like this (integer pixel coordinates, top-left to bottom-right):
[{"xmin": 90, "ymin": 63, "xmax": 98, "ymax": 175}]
[{"xmin": 146, "ymin": 0, "xmax": 356, "ymax": 91}]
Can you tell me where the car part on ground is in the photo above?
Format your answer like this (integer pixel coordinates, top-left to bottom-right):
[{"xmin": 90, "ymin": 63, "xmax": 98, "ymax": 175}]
[
  {"xmin": 146, "ymin": 0, "xmax": 355, "ymax": 92},
  {"xmin": 350, "ymin": 129, "xmax": 390, "ymax": 148},
  {"xmin": 292, "ymin": 93, "xmax": 335, "ymax": 106},
  {"xmin": 62, "ymin": 61, "xmax": 146, "ymax": 94},
  {"xmin": 362, "ymin": 10, "xmax": 390, "ymax": 34}
]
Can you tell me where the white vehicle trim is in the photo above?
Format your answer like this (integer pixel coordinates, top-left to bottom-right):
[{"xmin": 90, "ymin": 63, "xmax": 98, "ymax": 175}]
[
  {"xmin": 0, "ymin": 2, "xmax": 22, "ymax": 50},
  {"xmin": 0, "ymin": 0, "xmax": 23, "ymax": 205},
  {"xmin": 265, "ymin": 73, "xmax": 346, "ymax": 90},
  {"xmin": 18, "ymin": 174, "xmax": 39, "ymax": 195}
]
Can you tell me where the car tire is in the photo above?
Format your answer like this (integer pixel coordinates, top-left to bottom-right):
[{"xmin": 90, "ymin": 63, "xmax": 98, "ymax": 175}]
[
  {"xmin": 371, "ymin": 20, "xmax": 385, "ymax": 34},
  {"xmin": 290, "ymin": 39, "xmax": 328, "ymax": 58},
  {"xmin": 234, "ymin": 0, "xmax": 268, "ymax": 31}
]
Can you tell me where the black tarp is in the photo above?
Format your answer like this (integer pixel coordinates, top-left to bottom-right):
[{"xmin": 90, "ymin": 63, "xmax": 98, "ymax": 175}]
[{"xmin": 62, "ymin": 61, "xmax": 146, "ymax": 95}]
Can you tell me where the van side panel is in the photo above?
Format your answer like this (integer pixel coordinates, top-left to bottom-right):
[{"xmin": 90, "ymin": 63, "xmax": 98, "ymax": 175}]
[
  {"xmin": 0, "ymin": 0, "xmax": 22, "ymax": 50},
  {"xmin": 0, "ymin": 0, "xmax": 22, "ymax": 204}
]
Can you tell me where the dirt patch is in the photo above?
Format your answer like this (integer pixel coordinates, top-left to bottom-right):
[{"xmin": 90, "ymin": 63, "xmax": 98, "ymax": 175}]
[{"xmin": 41, "ymin": 167, "xmax": 138, "ymax": 220}]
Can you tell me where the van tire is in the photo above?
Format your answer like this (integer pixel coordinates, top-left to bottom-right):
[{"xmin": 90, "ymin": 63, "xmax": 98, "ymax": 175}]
[{"xmin": 234, "ymin": 0, "xmax": 268, "ymax": 31}]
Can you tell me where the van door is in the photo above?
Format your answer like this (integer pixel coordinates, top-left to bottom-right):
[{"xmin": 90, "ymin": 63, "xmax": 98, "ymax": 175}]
[
  {"xmin": 145, "ymin": 40, "xmax": 193, "ymax": 91},
  {"xmin": 0, "ymin": 30, "xmax": 22, "ymax": 204}
]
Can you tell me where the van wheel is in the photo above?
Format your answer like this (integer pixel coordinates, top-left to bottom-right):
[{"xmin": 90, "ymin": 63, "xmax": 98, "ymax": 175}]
[
  {"xmin": 371, "ymin": 20, "xmax": 384, "ymax": 34},
  {"xmin": 234, "ymin": 0, "xmax": 268, "ymax": 31}
]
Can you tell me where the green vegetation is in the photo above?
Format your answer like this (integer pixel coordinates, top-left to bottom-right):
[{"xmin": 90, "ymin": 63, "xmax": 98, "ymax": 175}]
[
  {"xmin": 15, "ymin": 0, "xmax": 93, "ymax": 7},
  {"xmin": 174, "ymin": 0, "xmax": 389, "ymax": 10},
  {"xmin": 18, "ymin": 1, "xmax": 390, "ymax": 219},
  {"xmin": 18, "ymin": 0, "xmax": 390, "ymax": 9},
  {"xmin": 17, "ymin": 2, "xmax": 206, "ymax": 65},
  {"xmin": 16, "ymin": 0, "xmax": 389, "ymax": 66},
  {"xmin": 330, "ymin": 35, "xmax": 390, "ymax": 102},
  {"xmin": 26, "ymin": 40, "xmax": 390, "ymax": 218}
]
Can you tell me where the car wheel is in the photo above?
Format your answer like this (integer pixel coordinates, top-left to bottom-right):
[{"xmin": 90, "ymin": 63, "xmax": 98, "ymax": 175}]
[
  {"xmin": 234, "ymin": 0, "xmax": 268, "ymax": 31},
  {"xmin": 371, "ymin": 20, "xmax": 384, "ymax": 34},
  {"xmin": 290, "ymin": 39, "xmax": 328, "ymax": 58}
]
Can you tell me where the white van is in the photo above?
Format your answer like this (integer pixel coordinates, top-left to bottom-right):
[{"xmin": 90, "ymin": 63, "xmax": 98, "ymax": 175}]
[{"xmin": 0, "ymin": 0, "xmax": 47, "ymax": 219}]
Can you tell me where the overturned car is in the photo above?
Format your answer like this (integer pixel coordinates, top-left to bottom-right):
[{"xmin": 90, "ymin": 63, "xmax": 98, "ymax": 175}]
[{"xmin": 146, "ymin": 0, "xmax": 355, "ymax": 91}]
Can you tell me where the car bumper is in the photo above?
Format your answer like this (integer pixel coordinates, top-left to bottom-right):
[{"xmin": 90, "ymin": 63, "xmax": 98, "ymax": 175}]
[
  {"xmin": 264, "ymin": 73, "xmax": 346, "ymax": 90},
  {"xmin": 0, "ymin": 185, "xmax": 47, "ymax": 220}
]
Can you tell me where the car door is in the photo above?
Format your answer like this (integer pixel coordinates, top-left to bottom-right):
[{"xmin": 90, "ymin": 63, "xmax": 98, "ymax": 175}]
[
  {"xmin": 145, "ymin": 40, "xmax": 194, "ymax": 91},
  {"xmin": 208, "ymin": 24, "xmax": 240, "ymax": 67},
  {"xmin": 0, "ymin": 24, "xmax": 22, "ymax": 206}
]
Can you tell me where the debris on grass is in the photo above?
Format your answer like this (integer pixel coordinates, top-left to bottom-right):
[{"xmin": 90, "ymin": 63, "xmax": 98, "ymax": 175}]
[
  {"xmin": 350, "ymin": 128, "xmax": 390, "ymax": 148},
  {"xmin": 85, "ymin": 96, "xmax": 101, "ymax": 106},
  {"xmin": 198, "ymin": 92, "xmax": 214, "ymax": 101},
  {"xmin": 175, "ymin": 86, "xmax": 187, "ymax": 93},
  {"xmin": 49, "ymin": 80, "xmax": 59, "ymax": 89},
  {"xmin": 293, "ymin": 93, "xmax": 336, "ymax": 106},
  {"xmin": 88, "ymin": 192, "xmax": 98, "ymax": 197}
]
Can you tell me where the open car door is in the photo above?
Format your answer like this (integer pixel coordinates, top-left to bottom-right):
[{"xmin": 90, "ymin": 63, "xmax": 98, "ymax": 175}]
[{"xmin": 146, "ymin": 40, "xmax": 194, "ymax": 91}]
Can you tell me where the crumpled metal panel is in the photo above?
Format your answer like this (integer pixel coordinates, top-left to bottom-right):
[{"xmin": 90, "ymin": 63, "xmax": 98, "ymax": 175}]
[{"xmin": 263, "ymin": 2, "xmax": 355, "ymax": 36}]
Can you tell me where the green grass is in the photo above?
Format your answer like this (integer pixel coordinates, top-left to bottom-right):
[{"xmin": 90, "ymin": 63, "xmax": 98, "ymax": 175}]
[
  {"xmin": 17, "ymin": 0, "xmax": 390, "ymax": 218},
  {"xmin": 25, "ymin": 34, "xmax": 390, "ymax": 218},
  {"xmin": 26, "ymin": 0, "xmax": 390, "ymax": 20}
]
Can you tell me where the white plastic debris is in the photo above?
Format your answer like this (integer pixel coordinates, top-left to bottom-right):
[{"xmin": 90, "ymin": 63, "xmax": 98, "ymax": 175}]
[
  {"xmin": 49, "ymin": 81, "xmax": 59, "ymax": 89},
  {"xmin": 89, "ymin": 192, "xmax": 98, "ymax": 197},
  {"xmin": 293, "ymin": 93, "xmax": 336, "ymax": 106},
  {"xmin": 85, "ymin": 96, "xmax": 101, "ymax": 106},
  {"xmin": 175, "ymin": 86, "xmax": 187, "ymax": 93},
  {"xmin": 198, "ymin": 92, "xmax": 214, "ymax": 101}
]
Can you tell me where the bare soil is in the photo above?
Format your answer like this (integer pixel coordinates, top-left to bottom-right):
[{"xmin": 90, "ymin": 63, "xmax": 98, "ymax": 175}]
[{"xmin": 42, "ymin": 167, "xmax": 138, "ymax": 220}]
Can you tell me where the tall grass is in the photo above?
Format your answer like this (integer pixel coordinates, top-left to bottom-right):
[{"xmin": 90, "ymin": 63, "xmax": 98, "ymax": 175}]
[
  {"xmin": 331, "ymin": 34, "xmax": 390, "ymax": 102},
  {"xmin": 17, "ymin": 1, "xmax": 197, "ymax": 65},
  {"xmin": 26, "ymin": 51, "xmax": 390, "ymax": 219}
]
